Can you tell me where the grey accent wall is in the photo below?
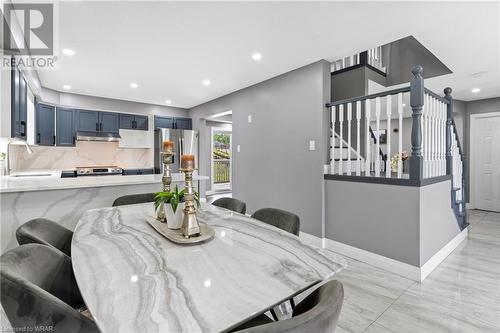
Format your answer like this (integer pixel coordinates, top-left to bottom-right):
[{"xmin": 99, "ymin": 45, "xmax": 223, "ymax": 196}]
[
  {"xmin": 189, "ymin": 61, "xmax": 331, "ymax": 237},
  {"xmin": 325, "ymin": 179, "xmax": 460, "ymax": 267},
  {"xmin": 40, "ymin": 88, "xmax": 189, "ymax": 118}
]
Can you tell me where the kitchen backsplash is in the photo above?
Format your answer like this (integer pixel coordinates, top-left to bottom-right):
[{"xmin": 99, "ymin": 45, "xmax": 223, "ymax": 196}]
[{"xmin": 9, "ymin": 141, "xmax": 153, "ymax": 171}]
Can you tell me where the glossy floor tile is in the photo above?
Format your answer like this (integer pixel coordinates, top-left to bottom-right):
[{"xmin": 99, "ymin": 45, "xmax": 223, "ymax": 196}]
[{"xmin": 333, "ymin": 210, "xmax": 500, "ymax": 333}]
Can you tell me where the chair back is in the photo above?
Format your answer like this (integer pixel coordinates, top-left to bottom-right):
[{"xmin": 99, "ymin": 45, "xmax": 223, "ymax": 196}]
[
  {"xmin": 251, "ymin": 208, "xmax": 300, "ymax": 236},
  {"xmin": 112, "ymin": 193, "xmax": 155, "ymax": 206},
  {"xmin": 212, "ymin": 197, "xmax": 247, "ymax": 214},
  {"xmin": 236, "ymin": 280, "xmax": 344, "ymax": 333},
  {"xmin": 1, "ymin": 244, "xmax": 98, "ymax": 332},
  {"xmin": 16, "ymin": 218, "xmax": 73, "ymax": 257}
]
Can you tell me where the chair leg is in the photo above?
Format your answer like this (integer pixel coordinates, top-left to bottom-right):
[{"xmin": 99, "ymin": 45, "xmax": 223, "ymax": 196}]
[{"xmin": 270, "ymin": 308, "xmax": 279, "ymax": 321}]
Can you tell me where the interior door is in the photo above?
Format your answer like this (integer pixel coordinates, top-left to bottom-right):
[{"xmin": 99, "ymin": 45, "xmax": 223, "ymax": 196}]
[{"xmin": 475, "ymin": 115, "xmax": 500, "ymax": 211}]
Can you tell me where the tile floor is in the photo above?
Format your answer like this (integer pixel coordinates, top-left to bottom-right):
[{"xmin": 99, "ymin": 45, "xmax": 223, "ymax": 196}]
[{"xmin": 333, "ymin": 209, "xmax": 500, "ymax": 333}]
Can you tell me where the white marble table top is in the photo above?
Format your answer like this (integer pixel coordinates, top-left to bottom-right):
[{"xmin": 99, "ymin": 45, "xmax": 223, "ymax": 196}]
[
  {"xmin": 0, "ymin": 170, "xmax": 209, "ymax": 193},
  {"xmin": 72, "ymin": 203, "xmax": 346, "ymax": 333}
]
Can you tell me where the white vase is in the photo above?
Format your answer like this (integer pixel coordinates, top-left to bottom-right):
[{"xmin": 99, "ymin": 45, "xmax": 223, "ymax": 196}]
[{"xmin": 164, "ymin": 203, "xmax": 185, "ymax": 229}]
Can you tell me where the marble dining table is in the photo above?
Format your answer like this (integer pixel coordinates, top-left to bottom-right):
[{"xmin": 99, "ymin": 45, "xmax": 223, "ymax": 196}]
[{"xmin": 71, "ymin": 202, "xmax": 346, "ymax": 333}]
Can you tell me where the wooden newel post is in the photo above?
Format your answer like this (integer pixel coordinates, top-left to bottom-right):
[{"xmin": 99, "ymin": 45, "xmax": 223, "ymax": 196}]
[
  {"xmin": 410, "ymin": 65, "xmax": 424, "ymax": 180},
  {"xmin": 444, "ymin": 87, "xmax": 453, "ymax": 175}
]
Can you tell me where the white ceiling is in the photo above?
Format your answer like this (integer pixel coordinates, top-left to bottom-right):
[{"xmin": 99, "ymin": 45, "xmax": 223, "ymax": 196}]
[{"xmin": 38, "ymin": 1, "xmax": 499, "ymax": 108}]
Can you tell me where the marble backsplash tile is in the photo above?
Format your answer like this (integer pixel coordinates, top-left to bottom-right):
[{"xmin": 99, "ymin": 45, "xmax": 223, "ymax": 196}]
[{"xmin": 9, "ymin": 141, "xmax": 153, "ymax": 171}]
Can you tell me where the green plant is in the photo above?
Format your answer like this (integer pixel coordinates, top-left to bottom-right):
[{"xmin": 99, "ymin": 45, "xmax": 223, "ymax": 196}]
[{"xmin": 154, "ymin": 185, "xmax": 200, "ymax": 213}]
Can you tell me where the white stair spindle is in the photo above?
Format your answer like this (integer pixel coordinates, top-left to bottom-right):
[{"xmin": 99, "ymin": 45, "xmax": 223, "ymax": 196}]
[
  {"xmin": 347, "ymin": 103, "xmax": 352, "ymax": 175},
  {"xmin": 386, "ymin": 95, "xmax": 392, "ymax": 178},
  {"xmin": 330, "ymin": 106, "xmax": 336, "ymax": 174},
  {"xmin": 397, "ymin": 93, "xmax": 403, "ymax": 178},
  {"xmin": 365, "ymin": 99, "xmax": 371, "ymax": 175},
  {"xmin": 433, "ymin": 97, "xmax": 438, "ymax": 177},
  {"xmin": 356, "ymin": 101, "xmax": 361, "ymax": 176},
  {"xmin": 429, "ymin": 96, "xmax": 435, "ymax": 177},
  {"xmin": 442, "ymin": 101, "xmax": 447, "ymax": 175},
  {"xmin": 339, "ymin": 104, "xmax": 344, "ymax": 175},
  {"xmin": 375, "ymin": 97, "xmax": 381, "ymax": 177},
  {"xmin": 423, "ymin": 94, "xmax": 429, "ymax": 178}
]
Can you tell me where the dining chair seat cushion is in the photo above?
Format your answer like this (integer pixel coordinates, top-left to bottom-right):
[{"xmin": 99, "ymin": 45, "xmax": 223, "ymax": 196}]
[
  {"xmin": 16, "ymin": 218, "xmax": 73, "ymax": 257},
  {"xmin": 112, "ymin": 193, "xmax": 155, "ymax": 207},
  {"xmin": 251, "ymin": 208, "xmax": 300, "ymax": 236},
  {"xmin": 234, "ymin": 280, "xmax": 344, "ymax": 332},
  {"xmin": 1, "ymin": 244, "xmax": 99, "ymax": 333},
  {"xmin": 212, "ymin": 197, "xmax": 247, "ymax": 214}
]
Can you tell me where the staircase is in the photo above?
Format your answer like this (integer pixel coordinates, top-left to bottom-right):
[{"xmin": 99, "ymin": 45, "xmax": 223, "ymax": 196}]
[{"xmin": 450, "ymin": 117, "xmax": 468, "ymax": 229}]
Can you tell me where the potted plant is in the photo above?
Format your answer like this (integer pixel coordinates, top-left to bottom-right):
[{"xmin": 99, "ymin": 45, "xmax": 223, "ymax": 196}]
[{"xmin": 154, "ymin": 186, "xmax": 200, "ymax": 229}]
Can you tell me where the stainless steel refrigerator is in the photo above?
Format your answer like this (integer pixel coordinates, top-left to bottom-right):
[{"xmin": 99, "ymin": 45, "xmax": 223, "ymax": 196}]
[{"xmin": 154, "ymin": 128, "xmax": 199, "ymax": 174}]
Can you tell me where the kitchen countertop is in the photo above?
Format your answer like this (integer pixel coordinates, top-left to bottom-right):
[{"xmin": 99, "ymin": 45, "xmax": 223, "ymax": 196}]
[{"xmin": 0, "ymin": 170, "xmax": 209, "ymax": 194}]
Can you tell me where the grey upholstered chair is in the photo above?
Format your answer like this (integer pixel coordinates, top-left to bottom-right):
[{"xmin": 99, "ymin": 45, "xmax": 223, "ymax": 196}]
[
  {"xmin": 251, "ymin": 208, "xmax": 300, "ymax": 236},
  {"xmin": 212, "ymin": 197, "xmax": 247, "ymax": 214},
  {"xmin": 112, "ymin": 193, "xmax": 155, "ymax": 207},
  {"xmin": 16, "ymin": 218, "xmax": 73, "ymax": 257},
  {"xmin": 1, "ymin": 244, "xmax": 99, "ymax": 333},
  {"xmin": 232, "ymin": 280, "xmax": 344, "ymax": 333}
]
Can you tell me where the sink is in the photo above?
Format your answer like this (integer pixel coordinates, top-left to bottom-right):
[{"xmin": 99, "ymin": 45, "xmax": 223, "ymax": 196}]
[{"xmin": 11, "ymin": 173, "xmax": 53, "ymax": 177}]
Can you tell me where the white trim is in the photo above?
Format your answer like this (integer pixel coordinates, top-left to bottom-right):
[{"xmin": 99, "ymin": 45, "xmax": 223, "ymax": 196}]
[
  {"xmin": 469, "ymin": 111, "xmax": 500, "ymax": 210},
  {"xmin": 420, "ymin": 227, "xmax": 468, "ymax": 280},
  {"xmin": 322, "ymin": 238, "xmax": 421, "ymax": 281},
  {"xmin": 299, "ymin": 230, "xmax": 467, "ymax": 282}
]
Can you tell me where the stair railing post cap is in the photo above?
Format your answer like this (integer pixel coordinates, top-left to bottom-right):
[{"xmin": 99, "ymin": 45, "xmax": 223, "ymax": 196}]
[
  {"xmin": 411, "ymin": 65, "xmax": 423, "ymax": 76},
  {"xmin": 444, "ymin": 87, "xmax": 452, "ymax": 96}
]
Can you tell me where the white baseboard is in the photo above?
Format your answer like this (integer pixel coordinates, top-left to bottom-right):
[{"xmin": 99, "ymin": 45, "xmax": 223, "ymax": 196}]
[
  {"xmin": 322, "ymin": 238, "xmax": 421, "ymax": 281},
  {"xmin": 300, "ymin": 229, "xmax": 468, "ymax": 282},
  {"xmin": 420, "ymin": 227, "xmax": 468, "ymax": 280}
]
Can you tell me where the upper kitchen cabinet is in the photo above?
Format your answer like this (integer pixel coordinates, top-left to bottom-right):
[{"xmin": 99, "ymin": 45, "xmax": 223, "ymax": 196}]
[
  {"xmin": 36, "ymin": 104, "xmax": 55, "ymax": 146},
  {"xmin": 56, "ymin": 108, "xmax": 75, "ymax": 146},
  {"xmin": 100, "ymin": 112, "xmax": 119, "ymax": 133},
  {"xmin": 11, "ymin": 65, "xmax": 28, "ymax": 140},
  {"xmin": 155, "ymin": 116, "xmax": 174, "ymax": 129},
  {"xmin": 173, "ymin": 117, "xmax": 192, "ymax": 130},
  {"xmin": 75, "ymin": 110, "xmax": 99, "ymax": 132},
  {"xmin": 120, "ymin": 114, "xmax": 148, "ymax": 130},
  {"xmin": 75, "ymin": 110, "xmax": 119, "ymax": 133}
]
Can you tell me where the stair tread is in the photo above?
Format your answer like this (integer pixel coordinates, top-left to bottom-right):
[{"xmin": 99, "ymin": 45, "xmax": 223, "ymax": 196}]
[
  {"xmin": 331, "ymin": 158, "xmax": 359, "ymax": 161},
  {"xmin": 456, "ymin": 200, "xmax": 464, "ymax": 204},
  {"xmin": 452, "ymin": 187, "xmax": 461, "ymax": 191}
]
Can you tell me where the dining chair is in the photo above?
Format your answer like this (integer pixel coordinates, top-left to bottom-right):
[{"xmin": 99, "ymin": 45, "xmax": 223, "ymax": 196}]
[
  {"xmin": 231, "ymin": 280, "xmax": 344, "ymax": 333},
  {"xmin": 112, "ymin": 193, "xmax": 155, "ymax": 206},
  {"xmin": 16, "ymin": 218, "xmax": 73, "ymax": 257},
  {"xmin": 212, "ymin": 197, "xmax": 247, "ymax": 214},
  {"xmin": 251, "ymin": 208, "xmax": 300, "ymax": 236},
  {"xmin": 0, "ymin": 244, "xmax": 99, "ymax": 333}
]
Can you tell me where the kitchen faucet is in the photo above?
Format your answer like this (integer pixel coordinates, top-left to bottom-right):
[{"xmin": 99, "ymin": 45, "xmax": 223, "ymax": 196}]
[{"xmin": 5, "ymin": 140, "xmax": 34, "ymax": 176}]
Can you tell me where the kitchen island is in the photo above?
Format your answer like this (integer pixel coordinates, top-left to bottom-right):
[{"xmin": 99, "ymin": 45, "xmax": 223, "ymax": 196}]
[{"xmin": 0, "ymin": 171, "xmax": 209, "ymax": 253}]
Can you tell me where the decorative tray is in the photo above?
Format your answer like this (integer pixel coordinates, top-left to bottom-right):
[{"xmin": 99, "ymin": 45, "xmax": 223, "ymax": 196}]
[{"xmin": 146, "ymin": 216, "xmax": 215, "ymax": 244}]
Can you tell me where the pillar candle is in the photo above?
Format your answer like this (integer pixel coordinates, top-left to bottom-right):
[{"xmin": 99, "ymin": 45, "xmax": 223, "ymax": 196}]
[
  {"xmin": 163, "ymin": 141, "xmax": 174, "ymax": 153},
  {"xmin": 181, "ymin": 154, "xmax": 195, "ymax": 169}
]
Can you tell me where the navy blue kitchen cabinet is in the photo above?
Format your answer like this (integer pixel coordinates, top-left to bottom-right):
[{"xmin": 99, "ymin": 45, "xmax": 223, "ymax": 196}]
[
  {"xmin": 56, "ymin": 108, "xmax": 75, "ymax": 146},
  {"xmin": 120, "ymin": 114, "xmax": 148, "ymax": 130},
  {"xmin": 100, "ymin": 112, "xmax": 119, "ymax": 133},
  {"xmin": 75, "ymin": 110, "xmax": 119, "ymax": 133},
  {"xmin": 155, "ymin": 116, "xmax": 174, "ymax": 129},
  {"xmin": 173, "ymin": 117, "xmax": 192, "ymax": 130},
  {"xmin": 134, "ymin": 115, "xmax": 148, "ymax": 130},
  {"xmin": 75, "ymin": 110, "xmax": 99, "ymax": 132},
  {"xmin": 11, "ymin": 66, "xmax": 28, "ymax": 140},
  {"xmin": 36, "ymin": 104, "xmax": 55, "ymax": 146}
]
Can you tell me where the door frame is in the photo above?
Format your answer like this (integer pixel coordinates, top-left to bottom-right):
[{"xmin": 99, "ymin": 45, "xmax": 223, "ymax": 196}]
[
  {"xmin": 469, "ymin": 111, "xmax": 500, "ymax": 209},
  {"xmin": 210, "ymin": 127, "xmax": 232, "ymax": 192}
]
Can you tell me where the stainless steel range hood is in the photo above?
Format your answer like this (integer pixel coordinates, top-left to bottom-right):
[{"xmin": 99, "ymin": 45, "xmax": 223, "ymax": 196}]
[{"xmin": 76, "ymin": 131, "xmax": 121, "ymax": 142}]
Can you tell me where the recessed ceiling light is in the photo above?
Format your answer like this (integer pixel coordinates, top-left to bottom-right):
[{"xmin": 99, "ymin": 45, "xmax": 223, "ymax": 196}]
[
  {"xmin": 62, "ymin": 48, "xmax": 75, "ymax": 56},
  {"xmin": 130, "ymin": 83, "xmax": 138, "ymax": 88},
  {"xmin": 63, "ymin": 84, "xmax": 71, "ymax": 90},
  {"xmin": 202, "ymin": 79, "xmax": 211, "ymax": 86},
  {"xmin": 165, "ymin": 100, "xmax": 172, "ymax": 105},
  {"xmin": 471, "ymin": 88, "xmax": 480, "ymax": 93},
  {"xmin": 252, "ymin": 52, "xmax": 262, "ymax": 61}
]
